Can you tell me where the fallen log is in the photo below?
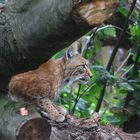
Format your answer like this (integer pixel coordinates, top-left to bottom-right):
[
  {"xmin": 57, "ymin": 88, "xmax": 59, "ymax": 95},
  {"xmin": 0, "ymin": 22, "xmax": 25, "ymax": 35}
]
[
  {"xmin": 0, "ymin": 95, "xmax": 51, "ymax": 140},
  {"xmin": 1, "ymin": 95, "xmax": 140, "ymax": 140},
  {"xmin": 0, "ymin": 95, "xmax": 110, "ymax": 140}
]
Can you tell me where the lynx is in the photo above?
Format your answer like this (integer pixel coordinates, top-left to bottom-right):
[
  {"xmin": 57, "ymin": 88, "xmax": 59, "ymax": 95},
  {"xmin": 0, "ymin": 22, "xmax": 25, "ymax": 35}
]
[{"xmin": 8, "ymin": 45, "xmax": 92, "ymax": 122}]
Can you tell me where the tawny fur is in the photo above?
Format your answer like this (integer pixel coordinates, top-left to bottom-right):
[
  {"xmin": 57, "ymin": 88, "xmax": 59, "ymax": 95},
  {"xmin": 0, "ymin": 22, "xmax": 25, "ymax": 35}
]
[{"xmin": 8, "ymin": 46, "xmax": 92, "ymax": 122}]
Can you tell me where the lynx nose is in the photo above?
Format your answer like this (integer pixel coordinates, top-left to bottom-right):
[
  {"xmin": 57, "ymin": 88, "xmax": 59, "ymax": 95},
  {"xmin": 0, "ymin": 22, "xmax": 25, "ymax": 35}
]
[
  {"xmin": 84, "ymin": 65, "xmax": 93, "ymax": 79},
  {"xmin": 86, "ymin": 69, "xmax": 93, "ymax": 79},
  {"xmin": 89, "ymin": 75, "xmax": 92, "ymax": 79},
  {"xmin": 89, "ymin": 73, "xmax": 92, "ymax": 79}
]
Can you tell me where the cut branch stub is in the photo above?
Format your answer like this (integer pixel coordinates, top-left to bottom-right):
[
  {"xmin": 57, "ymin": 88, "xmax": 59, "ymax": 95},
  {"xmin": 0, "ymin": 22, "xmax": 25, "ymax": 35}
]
[
  {"xmin": 17, "ymin": 118, "xmax": 51, "ymax": 140},
  {"xmin": 72, "ymin": 0, "xmax": 119, "ymax": 26}
]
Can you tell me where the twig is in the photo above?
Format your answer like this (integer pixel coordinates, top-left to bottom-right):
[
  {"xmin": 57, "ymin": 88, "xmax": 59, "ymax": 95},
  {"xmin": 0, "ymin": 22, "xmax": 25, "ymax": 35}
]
[
  {"xmin": 77, "ymin": 83, "xmax": 95, "ymax": 101},
  {"xmin": 95, "ymin": 0, "xmax": 137, "ymax": 112},
  {"xmin": 115, "ymin": 50, "xmax": 132, "ymax": 75},
  {"xmin": 72, "ymin": 82, "xmax": 96, "ymax": 114},
  {"xmin": 69, "ymin": 86, "xmax": 73, "ymax": 114},
  {"xmin": 72, "ymin": 84, "xmax": 81, "ymax": 114},
  {"xmin": 95, "ymin": 25, "xmax": 131, "ymax": 35},
  {"xmin": 85, "ymin": 26, "xmax": 100, "ymax": 58},
  {"xmin": 121, "ymin": 65, "xmax": 134, "ymax": 78}
]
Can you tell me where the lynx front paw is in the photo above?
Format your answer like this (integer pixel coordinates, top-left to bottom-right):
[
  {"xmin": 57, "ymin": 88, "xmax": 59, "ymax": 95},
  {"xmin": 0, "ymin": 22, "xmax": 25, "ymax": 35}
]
[
  {"xmin": 55, "ymin": 105, "xmax": 67, "ymax": 116},
  {"xmin": 38, "ymin": 98, "xmax": 66, "ymax": 122},
  {"xmin": 55, "ymin": 114, "xmax": 65, "ymax": 123}
]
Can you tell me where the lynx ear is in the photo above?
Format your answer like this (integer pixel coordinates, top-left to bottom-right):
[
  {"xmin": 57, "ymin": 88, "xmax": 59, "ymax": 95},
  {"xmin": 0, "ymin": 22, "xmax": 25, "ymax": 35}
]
[
  {"xmin": 76, "ymin": 40, "xmax": 83, "ymax": 54},
  {"xmin": 77, "ymin": 43, "xmax": 82, "ymax": 54},
  {"xmin": 64, "ymin": 42, "xmax": 83, "ymax": 60},
  {"xmin": 64, "ymin": 37, "xmax": 90, "ymax": 60},
  {"xmin": 65, "ymin": 47, "xmax": 74, "ymax": 60}
]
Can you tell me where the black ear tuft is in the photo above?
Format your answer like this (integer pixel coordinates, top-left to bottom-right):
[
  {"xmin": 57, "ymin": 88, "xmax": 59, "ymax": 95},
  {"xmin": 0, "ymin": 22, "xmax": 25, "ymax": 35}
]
[
  {"xmin": 64, "ymin": 42, "xmax": 82, "ymax": 60},
  {"xmin": 66, "ymin": 47, "xmax": 73, "ymax": 59},
  {"xmin": 77, "ymin": 43, "xmax": 82, "ymax": 54}
]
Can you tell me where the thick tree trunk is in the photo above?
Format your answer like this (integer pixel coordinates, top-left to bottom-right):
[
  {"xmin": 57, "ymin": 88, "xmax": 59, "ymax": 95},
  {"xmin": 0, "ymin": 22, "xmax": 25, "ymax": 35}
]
[{"xmin": 0, "ymin": 0, "xmax": 119, "ymax": 92}]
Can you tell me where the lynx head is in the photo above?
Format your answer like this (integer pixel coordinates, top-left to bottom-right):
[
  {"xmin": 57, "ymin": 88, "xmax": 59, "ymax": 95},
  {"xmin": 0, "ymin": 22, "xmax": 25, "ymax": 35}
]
[{"xmin": 63, "ymin": 43, "xmax": 92, "ymax": 84}]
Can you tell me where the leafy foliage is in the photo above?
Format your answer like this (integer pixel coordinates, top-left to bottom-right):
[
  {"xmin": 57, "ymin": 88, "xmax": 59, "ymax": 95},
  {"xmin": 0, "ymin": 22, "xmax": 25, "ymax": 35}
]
[{"xmin": 54, "ymin": 1, "xmax": 140, "ymax": 127}]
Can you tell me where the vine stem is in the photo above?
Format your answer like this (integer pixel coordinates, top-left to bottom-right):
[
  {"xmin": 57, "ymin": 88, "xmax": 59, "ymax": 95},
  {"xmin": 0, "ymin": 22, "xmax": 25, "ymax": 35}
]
[
  {"xmin": 115, "ymin": 50, "xmax": 132, "ymax": 75},
  {"xmin": 72, "ymin": 82, "xmax": 96, "ymax": 114},
  {"xmin": 72, "ymin": 84, "xmax": 81, "ymax": 114}
]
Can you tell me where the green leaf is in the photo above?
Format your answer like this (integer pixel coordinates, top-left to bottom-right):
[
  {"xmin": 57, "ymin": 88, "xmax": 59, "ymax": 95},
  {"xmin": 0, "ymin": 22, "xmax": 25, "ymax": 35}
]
[
  {"xmin": 118, "ymin": 7, "xmax": 129, "ymax": 17},
  {"xmin": 102, "ymin": 27, "xmax": 116, "ymax": 37},
  {"xmin": 129, "ymin": 24, "xmax": 140, "ymax": 36},
  {"xmin": 119, "ymin": 82, "xmax": 134, "ymax": 92}
]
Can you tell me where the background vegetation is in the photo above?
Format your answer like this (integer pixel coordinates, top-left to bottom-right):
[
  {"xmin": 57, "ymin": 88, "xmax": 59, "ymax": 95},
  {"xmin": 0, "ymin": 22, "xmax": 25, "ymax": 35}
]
[{"xmin": 54, "ymin": 0, "xmax": 140, "ymax": 130}]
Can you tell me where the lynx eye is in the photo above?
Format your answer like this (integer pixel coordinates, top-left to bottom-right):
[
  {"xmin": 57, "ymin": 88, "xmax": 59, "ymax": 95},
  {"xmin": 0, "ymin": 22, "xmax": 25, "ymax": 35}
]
[
  {"xmin": 77, "ymin": 64, "xmax": 87, "ymax": 71},
  {"xmin": 82, "ymin": 64, "xmax": 87, "ymax": 69},
  {"xmin": 82, "ymin": 64, "xmax": 85, "ymax": 68}
]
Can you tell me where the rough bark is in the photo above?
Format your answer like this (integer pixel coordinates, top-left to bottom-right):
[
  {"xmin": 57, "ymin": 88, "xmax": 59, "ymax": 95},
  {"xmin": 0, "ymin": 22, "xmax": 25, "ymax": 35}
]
[
  {"xmin": 0, "ymin": 95, "xmax": 124, "ymax": 140},
  {"xmin": 0, "ymin": 0, "xmax": 119, "ymax": 92},
  {"xmin": 1, "ymin": 95, "xmax": 139, "ymax": 140},
  {"xmin": 0, "ymin": 95, "xmax": 51, "ymax": 140}
]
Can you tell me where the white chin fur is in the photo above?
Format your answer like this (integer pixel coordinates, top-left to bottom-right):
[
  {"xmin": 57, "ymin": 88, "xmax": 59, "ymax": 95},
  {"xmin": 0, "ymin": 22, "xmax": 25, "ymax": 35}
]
[
  {"xmin": 79, "ymin": 80, "xmax": 89, "ymax": 84},
  {"xmin": 65, "ymin": 75, "xmax": 90, "ymax": 86},
  {"xmin": 71, "ymin": 77, "xmax": 89, "ymax": 85}
]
